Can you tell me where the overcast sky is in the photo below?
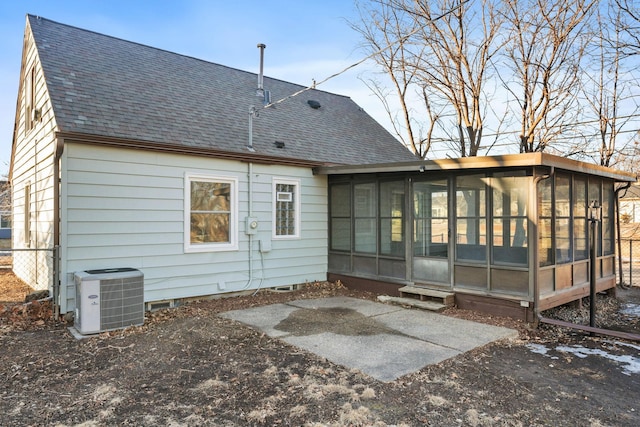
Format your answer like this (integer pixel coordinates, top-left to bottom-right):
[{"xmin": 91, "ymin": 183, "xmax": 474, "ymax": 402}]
[{"xmin": 0, "ymin": 0, "xmax": 388, "ymax": 177}]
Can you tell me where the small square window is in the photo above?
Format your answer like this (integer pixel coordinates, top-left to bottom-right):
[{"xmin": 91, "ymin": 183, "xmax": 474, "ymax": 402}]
[{"xmin": 273, "ymin": 179, "xmax": 300, "ymax": 239}]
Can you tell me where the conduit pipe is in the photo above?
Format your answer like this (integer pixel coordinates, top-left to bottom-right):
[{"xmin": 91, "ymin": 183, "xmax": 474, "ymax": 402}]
[
  {"xmin": 246, "ymin": 161, "xmax": 254, "ymax": 290},
  {"xmin": 243, "ymin": 103, "xmax": 259, "ymax": 290}
]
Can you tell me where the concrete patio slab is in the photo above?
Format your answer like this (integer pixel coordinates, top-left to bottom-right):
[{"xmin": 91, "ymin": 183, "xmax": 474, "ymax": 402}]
[{"xmin": 220, "ymin": 296, "xmax": 517, "ymax": 382}]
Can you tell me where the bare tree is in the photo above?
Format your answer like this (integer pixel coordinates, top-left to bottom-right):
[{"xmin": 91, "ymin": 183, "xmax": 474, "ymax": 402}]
[
  {"xmin": 500, "ymin": 0, "xmax": 596, "ymax": 153},
  {"xmin": 353, "ymin": 2, "xmax": 438, "ymax": 157},
  {"xmin": 354, "ymin": 0, "xmax": 640, "ymax": 163},
  {"xmin": 577, "ymin": 2, "xmax": 640, "ymax": 168},
  {"xmin": 614, "ymin": 141, "xmax": 640, "ymax": 177},
  {"xmin": 585, "ymin": 6, "xmax": 619, "ymax": 166},
  {"xmin": 616, "ymin": 0, "xmax": 640, "ymax": 56},
  {"xmin": 411, "ymin": 0, "xmax": 505, "ymax": 157},
  {"xmin": 354, "ymin": 0, "xmax": 504, "ymax": 158}
]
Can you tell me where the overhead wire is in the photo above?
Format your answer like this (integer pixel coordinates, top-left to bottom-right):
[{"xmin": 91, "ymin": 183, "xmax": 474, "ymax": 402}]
[
  {"xmin": 262, "ymin": 0, "xmax": 470, "ymax": 110},
  {"xmin": 257, "ymin": 0, "xmax": 638, "ymax": 161}
]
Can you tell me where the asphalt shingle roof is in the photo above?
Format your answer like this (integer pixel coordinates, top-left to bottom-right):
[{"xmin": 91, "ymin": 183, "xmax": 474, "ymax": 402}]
[{"xmin": 28, "ymin": 15, "xmax": 417, "ymax": 166}]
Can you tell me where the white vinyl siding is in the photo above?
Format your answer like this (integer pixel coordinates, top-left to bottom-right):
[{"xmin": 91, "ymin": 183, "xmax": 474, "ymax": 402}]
[
  {"xmin": 60, "ymin": 143, "xmax": 327, "ymax": 312},
  {"xmin": 10, "ymin": 26, "xmax": 58, "ymax": 292}
]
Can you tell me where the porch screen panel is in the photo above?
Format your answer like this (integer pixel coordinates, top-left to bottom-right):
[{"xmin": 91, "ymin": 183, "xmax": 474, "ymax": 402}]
[
  {"xmin": 330, "ymin": 184, "xmax": 351, "ymax": 251},
  {"xmin": 555, "ymin": 174, "xmax": 571, "ymax": 264},
  {"xmin": 455, "ymin": 175, "xmax": 486, "ymax": 262},
  {"xmin": 538, "ymin": 178, "xmax": 553, "ymax": 266},
  {"xmin": 380, "ymin": 181, "xmax": 404, "ymax": 257},
  {"xmin": 492, "ymin": 174, "xmax": 528, "ymax": 265},
  {"xmin": 414, "ymin": 180, "xmax": 448, "ymax": 258},
  {"xmin": 354, "ymin": 182, "xmax": 377, "ymax": 253},
  {"xmin": 573, "ymin": 176, "xmax": 588, "ymax": 260}
]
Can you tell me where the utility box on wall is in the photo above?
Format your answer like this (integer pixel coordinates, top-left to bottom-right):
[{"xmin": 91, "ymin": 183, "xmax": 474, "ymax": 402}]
[{"xmin": 74, "ymin": 268, "xmax": 144, "ymax": 334}]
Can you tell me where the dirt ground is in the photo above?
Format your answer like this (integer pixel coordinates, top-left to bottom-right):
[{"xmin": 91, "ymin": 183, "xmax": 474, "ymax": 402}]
[
  {"xmin": 0, "ymin": 269, "xmax": 34, "ymax": 302},
  {"xmin": 1, "ymin": 276, "xmax": 640, "ymax": 426}
]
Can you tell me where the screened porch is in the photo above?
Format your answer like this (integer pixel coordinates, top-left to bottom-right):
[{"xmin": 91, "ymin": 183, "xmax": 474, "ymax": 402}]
[{"xmin": 316, "ymin": 153, "xmax": 636, "ymax": 319}]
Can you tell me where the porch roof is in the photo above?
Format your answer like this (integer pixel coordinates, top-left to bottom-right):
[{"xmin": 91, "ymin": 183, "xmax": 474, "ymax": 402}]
[{"xmin": 314, "ymin": 152, "xmax": 637, "ymax": 182}]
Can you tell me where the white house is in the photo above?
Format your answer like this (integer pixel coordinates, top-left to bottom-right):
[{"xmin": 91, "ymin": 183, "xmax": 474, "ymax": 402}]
[
  {"xmin": 9, "ymin": 15, "xmax": 417, "ymax": 316},
  {"xmin": 620, "ymin": 183, "xmax": 640, "ymax": 224},
  {"xmin": 12, "ymin": 15, "xmax": 636, "ymax": 323}
]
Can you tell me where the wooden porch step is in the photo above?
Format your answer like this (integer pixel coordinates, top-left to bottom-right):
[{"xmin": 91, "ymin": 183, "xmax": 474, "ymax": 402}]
[
  {"xmin": 377, "ymin": 295, "xmax": 448, "ymax": 312},
  {"xmin": 398, "ymin": 286, "xmax": 455, "ymax": 307}
]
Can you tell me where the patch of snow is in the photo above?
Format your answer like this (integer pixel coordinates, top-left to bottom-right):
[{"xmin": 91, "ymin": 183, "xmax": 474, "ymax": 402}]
[
  {"xmin": 527, "ymin": 342, "xmax": 640, "ymax": 376},
  {"xmin": 526, "ymin": 343, "xmax": 559, "ymax": 359},
  {"xmin": 620, "ymin": 303, "xmax": 640, "ymax": 317},
  {"xmin": 555, "ymin": 345, "xmax": 640, "ymax": 376},
  {"xmin": 614, "ymin": 341, "xmax": 640, "ymax": 352},
  {"xmin": 526, "ymin": 343, "xmax": 550, "ymax": 355}
]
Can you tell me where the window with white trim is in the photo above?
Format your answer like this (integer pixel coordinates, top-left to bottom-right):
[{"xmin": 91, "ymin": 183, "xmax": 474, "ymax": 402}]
[
  {"xmin": 185, "ymin": 174, "xmax": 237, "ymax": 252},
  {"xmin": 273, "ymin": 178, "xmax": 300, "ymax": 238}
]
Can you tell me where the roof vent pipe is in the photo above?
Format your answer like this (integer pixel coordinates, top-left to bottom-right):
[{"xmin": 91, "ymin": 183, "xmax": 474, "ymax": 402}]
[{"xmin": 257, "ymin": 43, "xmax": 266, "ymax": 96}]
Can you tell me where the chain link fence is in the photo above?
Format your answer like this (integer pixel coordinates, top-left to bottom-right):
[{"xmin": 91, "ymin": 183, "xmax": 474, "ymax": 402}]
[
  {"xmin": 618, "ymin": 239, "xmax": 640, "ymax": 288},
  {"xmin": 0, "ymin": 247, "xmax": 59, "ymax": 295}
]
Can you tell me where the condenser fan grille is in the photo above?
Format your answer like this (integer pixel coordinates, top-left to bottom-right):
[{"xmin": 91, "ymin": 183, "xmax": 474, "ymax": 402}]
[{"xmin": 74, "ymin": 268, "xmax": 144, "ymax": 334}]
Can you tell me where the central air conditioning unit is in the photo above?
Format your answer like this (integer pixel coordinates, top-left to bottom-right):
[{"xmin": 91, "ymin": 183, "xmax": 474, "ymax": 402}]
[{"xmin": 74, "ymin": 268, "xmax": 144, "ymax": 335}]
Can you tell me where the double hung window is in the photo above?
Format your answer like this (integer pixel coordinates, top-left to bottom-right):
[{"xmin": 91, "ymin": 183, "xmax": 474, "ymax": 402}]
[{"xmin": 185, "ymin": 174, "xmax": 237, "ymax": 252}]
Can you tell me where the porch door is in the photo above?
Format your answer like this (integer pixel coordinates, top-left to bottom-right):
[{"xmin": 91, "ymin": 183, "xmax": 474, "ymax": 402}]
[{"xmin": 412, "ymin": 179, "xmax": 450, "ymax": 285}]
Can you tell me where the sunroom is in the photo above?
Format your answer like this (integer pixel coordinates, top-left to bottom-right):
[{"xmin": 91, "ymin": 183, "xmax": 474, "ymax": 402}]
[{"xmin": 315, "ymin": 153, "xmax": 636, "ymax": 321}]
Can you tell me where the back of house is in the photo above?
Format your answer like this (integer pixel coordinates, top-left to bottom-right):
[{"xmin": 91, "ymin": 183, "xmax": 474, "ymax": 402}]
[{"xmin": 9, "ymin": 15, "xmax": 416, "ymax": 320}]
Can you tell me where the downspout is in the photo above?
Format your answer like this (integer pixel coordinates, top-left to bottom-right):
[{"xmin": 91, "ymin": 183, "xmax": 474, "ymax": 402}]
[
  {"xmin": 615, "ymin": 182, "xmax": 632, "ymax": 288},
  {"xmin": 539, "ymin": 317, "xmax": 640, "ymax": 342},
  {"xmin": 52, "ymin": 136, "xmax": 64, "ymax": 320}
]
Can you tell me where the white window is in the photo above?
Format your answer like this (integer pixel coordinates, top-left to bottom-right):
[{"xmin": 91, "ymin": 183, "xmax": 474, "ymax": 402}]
[
  {"xmin": 0, "ymin": 212, "xmax": 10, "ymax": 229},
  {"xmin": 185, "ymin": 173, "xmax": 238, "ymax": 252},
  {"xmin": 273, "ymin": 178, "xmax": 300, "ymax": 239}
]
